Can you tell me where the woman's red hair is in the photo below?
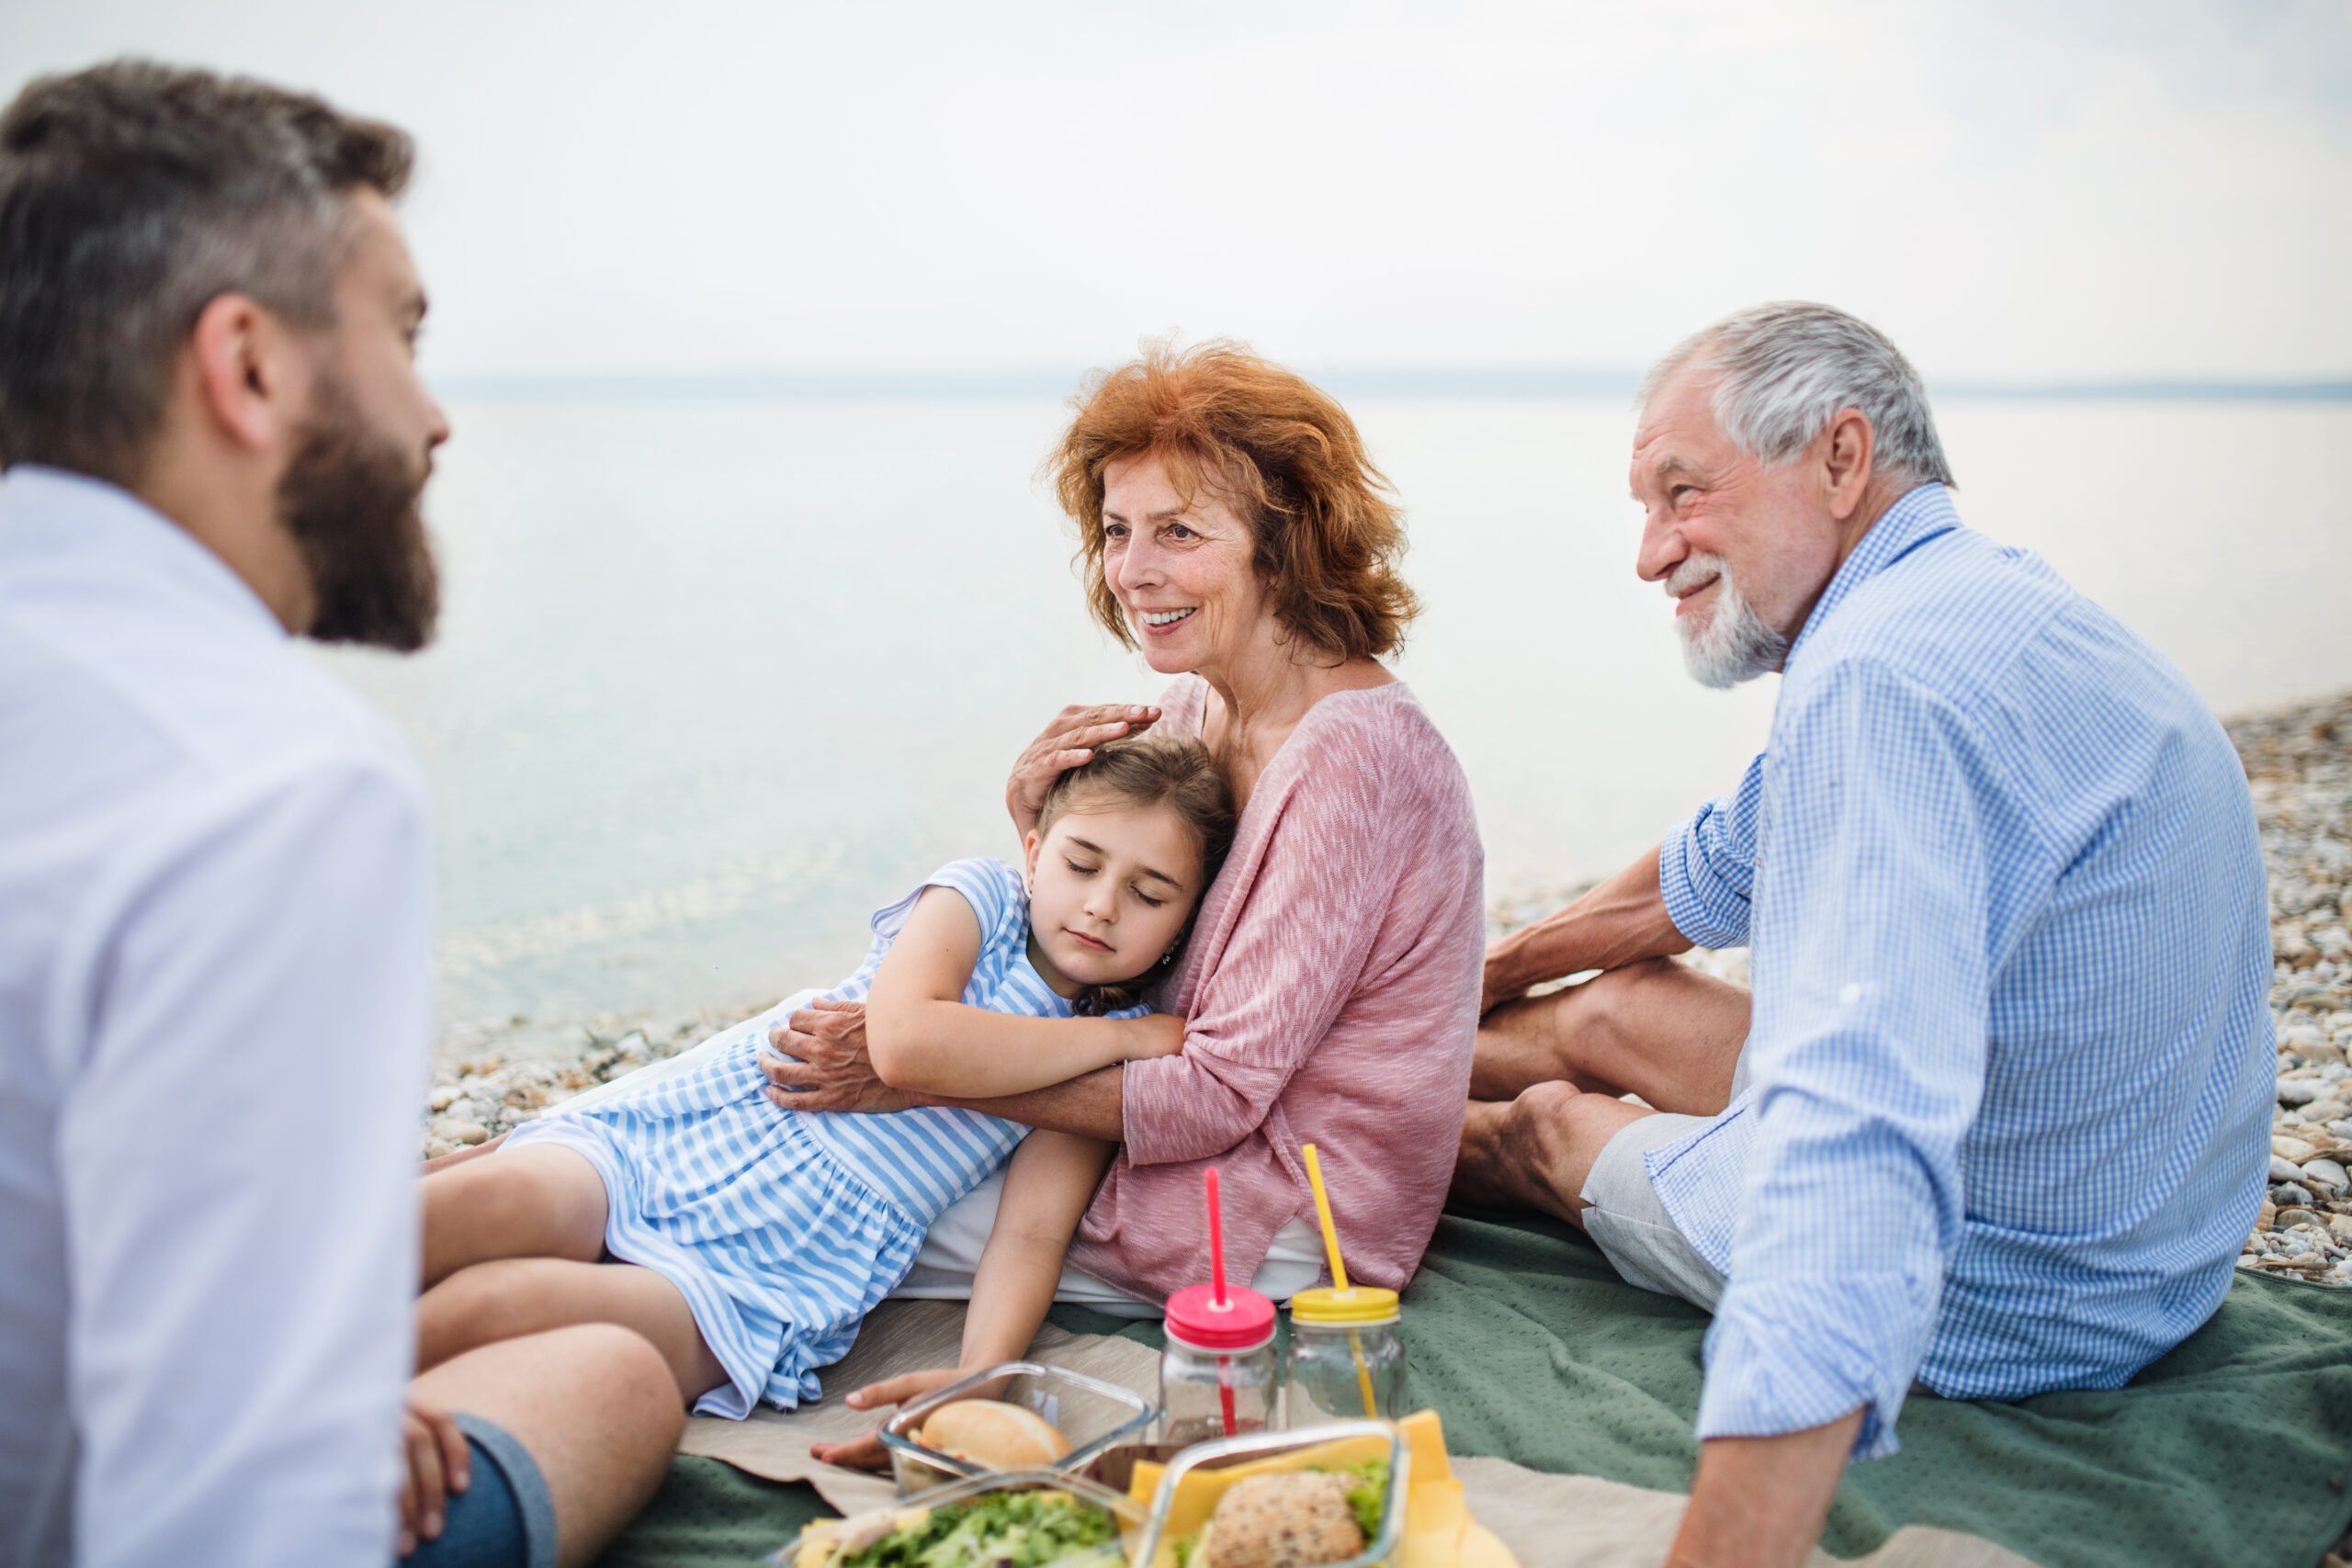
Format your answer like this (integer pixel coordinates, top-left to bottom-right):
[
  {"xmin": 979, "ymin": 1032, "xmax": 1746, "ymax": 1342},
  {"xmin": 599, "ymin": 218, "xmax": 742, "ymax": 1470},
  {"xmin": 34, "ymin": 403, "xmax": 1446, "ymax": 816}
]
[{"xmin": 1046, "ymin": 339, "xmax": 1419, "ymax": 662}]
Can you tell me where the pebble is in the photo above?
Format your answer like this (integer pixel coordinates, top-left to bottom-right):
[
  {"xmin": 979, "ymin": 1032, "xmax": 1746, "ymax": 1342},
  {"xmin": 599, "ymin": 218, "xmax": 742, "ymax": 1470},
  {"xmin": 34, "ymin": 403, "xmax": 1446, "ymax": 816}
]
[
  {"xmin": 418, "ymin": 1007, "xmax": 768, "ymax": 1161},
  {"xmin": 2232, "ymin": 689, "xmax": 2352, "ymax": 1288}
]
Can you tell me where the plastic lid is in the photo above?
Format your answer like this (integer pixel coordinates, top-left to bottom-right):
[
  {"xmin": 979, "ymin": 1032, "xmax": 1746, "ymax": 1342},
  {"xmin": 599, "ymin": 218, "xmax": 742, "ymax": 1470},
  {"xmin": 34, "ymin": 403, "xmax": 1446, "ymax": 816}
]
[
  {"xmin": 1289, "ymin": 1286, "xmax": 1400, "ymax": 1325},
  {"xmin": 1163, "ymin": 1282, "xmax": 1276, "ymax": 1350}
]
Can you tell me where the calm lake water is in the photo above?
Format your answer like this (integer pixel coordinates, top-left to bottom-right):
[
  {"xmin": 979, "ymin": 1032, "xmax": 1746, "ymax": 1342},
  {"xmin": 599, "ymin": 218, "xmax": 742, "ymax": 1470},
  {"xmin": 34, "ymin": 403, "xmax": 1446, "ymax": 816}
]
[{"xmin": 313, "ymin": 397, "xmax": 2352, "ymax": 1047}]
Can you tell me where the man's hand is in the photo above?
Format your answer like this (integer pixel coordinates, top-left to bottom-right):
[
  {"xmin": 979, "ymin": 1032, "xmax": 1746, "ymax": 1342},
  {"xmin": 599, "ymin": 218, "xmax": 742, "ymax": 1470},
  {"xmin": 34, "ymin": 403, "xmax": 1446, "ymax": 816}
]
[
  {"xmin": 1665, "ymin": 1410, "xmax": 1862, "ymax": 1568},
  {"xmin": 808, "ymin": 1368, "xmax": 973, "ymax": 1472},
  {"xmin": 762, "ymin": 1000, "xmax": 916, "ymax": 1114},
  {"xmin": 1007, "ymin": 704, "xmax": 1160, "ymax": 840},
  {"xmin": 396, "ymin": 1396, "xmax": 471, "ymax": 1556}
]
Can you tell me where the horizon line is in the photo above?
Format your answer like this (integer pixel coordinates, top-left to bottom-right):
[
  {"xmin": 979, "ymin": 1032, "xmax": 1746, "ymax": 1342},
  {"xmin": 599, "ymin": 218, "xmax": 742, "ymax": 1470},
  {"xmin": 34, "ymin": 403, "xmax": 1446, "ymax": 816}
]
[{"xmin": 430, "ymin": 366, "xmax": 2352, "ymax": 405}]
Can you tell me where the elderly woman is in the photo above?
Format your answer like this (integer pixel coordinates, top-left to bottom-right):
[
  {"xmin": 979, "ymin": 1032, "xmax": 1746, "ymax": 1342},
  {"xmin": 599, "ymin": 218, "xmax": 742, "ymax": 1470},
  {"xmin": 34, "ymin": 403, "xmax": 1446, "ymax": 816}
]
[{"xmin": 765, "ymin": 342, "xmax": 1485, "ymax": 1329}]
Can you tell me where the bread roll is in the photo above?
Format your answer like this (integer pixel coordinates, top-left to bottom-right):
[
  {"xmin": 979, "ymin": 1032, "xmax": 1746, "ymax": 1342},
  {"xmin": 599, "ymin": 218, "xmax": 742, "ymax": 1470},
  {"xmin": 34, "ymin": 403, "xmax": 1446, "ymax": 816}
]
[
  {"xmin": 918, "ymin": 1399, "xmax": 1073, "ymax": 1468},
  {"xmin": 1195, "ymin": 1472, "xmax": 1365, "ymax": 1568}
]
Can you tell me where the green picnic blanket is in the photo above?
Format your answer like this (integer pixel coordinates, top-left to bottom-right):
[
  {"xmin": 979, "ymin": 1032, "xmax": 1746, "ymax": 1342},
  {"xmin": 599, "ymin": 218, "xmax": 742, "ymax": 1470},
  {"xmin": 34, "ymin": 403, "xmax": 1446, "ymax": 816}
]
[{"xmin": 594, "ymin": 1212, "xmax": 2352, "ymax": 1568}]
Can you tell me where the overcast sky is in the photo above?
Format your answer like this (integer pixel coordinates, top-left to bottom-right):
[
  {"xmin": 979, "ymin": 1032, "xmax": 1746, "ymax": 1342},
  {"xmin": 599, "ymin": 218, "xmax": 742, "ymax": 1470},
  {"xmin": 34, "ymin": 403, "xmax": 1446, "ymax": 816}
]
[{"xmin": 7, "ymin": 0, "xmax": 2348, "ymax": 382}]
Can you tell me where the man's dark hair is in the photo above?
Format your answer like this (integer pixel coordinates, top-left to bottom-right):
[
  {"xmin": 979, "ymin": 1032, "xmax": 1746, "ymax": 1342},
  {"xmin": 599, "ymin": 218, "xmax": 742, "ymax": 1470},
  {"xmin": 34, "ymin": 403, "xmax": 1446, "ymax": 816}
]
[{"xmin": 0, "ymin": 61, "xmax": 413, "ymax": 483}]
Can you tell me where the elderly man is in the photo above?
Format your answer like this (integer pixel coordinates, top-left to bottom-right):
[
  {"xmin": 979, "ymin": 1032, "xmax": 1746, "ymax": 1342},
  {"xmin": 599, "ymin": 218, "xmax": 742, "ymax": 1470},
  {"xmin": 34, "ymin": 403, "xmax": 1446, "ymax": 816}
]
[
  {"xmin": 0, "ymin": 63, "xmax": 679, "ymax": 1567},
  {"xmin": 1452, "ymin": 303, "xmax": 2271, "ymax": 1568}
]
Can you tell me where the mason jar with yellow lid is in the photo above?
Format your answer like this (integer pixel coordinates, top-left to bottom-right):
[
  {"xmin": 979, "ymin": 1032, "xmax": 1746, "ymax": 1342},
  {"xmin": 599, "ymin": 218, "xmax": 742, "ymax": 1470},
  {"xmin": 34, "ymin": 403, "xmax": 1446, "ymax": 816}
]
[{"xmin": 1283, "ymin": 1285, "xmax": 1406, "ymax": 1425}]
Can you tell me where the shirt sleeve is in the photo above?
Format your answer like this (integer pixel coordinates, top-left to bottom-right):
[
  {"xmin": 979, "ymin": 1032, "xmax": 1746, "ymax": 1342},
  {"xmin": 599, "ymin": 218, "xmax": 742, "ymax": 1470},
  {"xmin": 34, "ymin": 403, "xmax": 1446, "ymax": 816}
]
[
  {"xmin": 871, "ymin": 858, "xmax": 1018, "ymax": 949},
  {"xmin": 1658, "ymin": 750, "xmax": 1765, "ymax": 950},
  {"xmin": 58, "ymin": 759, "xmax": 430, "ymax": 1566},
  {"xmin": 1118, "ymin": 727, "xmax": 1405, "ymax": 1166},
  {"xmin": 1693, "ymin": 661, "xmax": 1996, "ymax": 1461}
]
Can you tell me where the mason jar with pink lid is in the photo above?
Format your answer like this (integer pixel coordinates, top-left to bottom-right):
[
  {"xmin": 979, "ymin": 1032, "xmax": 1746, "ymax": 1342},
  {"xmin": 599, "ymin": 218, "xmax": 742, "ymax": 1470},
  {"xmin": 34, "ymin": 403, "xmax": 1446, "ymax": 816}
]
[{"xmin": 1158, "ymin": 1168, "xmax": 1280, "ymax": 1441}]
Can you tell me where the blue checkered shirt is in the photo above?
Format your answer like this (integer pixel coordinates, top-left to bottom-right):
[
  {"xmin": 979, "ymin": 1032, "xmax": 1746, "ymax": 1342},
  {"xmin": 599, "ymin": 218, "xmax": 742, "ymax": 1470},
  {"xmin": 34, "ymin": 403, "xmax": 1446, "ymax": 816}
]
[{"xmin": 1652, "ymin": 483, "xmax": 2273, "ymax": 1460}]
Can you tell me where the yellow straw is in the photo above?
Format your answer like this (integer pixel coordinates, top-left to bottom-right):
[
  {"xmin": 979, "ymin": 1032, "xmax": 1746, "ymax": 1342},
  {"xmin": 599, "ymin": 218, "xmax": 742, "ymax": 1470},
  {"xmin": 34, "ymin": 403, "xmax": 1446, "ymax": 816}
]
[
  {"xmin": 1301, "ymin": 1143, "xmax": 1351, "ymax": 1291},
  {"xmin": 1300, "ymin": 1143, "xmax": 1380, "ymax": 1418}
]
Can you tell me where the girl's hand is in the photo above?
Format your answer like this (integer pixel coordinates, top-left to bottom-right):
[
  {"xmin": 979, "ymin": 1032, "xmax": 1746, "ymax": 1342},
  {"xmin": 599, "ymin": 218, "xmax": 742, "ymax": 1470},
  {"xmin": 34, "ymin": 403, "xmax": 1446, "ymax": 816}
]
[
  {"xmin": 1007, "ymin": 704, "xmax": 1161, "ymax": 839},
  {"xmin": 808, "ymin": 1367, "xmax": 975, "ymax": 1472},
  {"xmin": 1123, "ymin": 1012, "xmax": 1186, "ymax": 1059},
  {"xmin": 763, "ymin": 1000, "xmax": 916, "ymax": 1114}
]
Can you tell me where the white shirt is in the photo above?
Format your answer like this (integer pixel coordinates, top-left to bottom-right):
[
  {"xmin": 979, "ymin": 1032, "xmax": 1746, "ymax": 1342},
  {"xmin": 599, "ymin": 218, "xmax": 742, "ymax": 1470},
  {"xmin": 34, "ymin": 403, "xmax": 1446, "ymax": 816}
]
[{"xmin": 0, "ymin": 468, "xmax": 428, "ymax": 1566}]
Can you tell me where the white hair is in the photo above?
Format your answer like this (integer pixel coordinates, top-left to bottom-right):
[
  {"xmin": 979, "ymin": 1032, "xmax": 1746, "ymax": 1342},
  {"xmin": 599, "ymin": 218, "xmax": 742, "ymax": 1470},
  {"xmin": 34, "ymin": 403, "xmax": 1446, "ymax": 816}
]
[
  {"xmin": 1640, "ymin": 301, "xmax": 1955, "ymax": 491},
  {"xmin": 1664, "ymin": 552, "xmax": 1788, "ymax": 688}
]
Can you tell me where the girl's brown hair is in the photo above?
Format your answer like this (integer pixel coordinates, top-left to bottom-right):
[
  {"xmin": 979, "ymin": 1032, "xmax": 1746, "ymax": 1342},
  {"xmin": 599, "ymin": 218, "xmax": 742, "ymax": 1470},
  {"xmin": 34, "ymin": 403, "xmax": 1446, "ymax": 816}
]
[
  {"xmin": 1046, "ymin": 339, "xmax": 1421, "ymax": 664},
  {"xmin": 1034, "ymin": 733, "xmax": 1236, "ymax": 1016}
]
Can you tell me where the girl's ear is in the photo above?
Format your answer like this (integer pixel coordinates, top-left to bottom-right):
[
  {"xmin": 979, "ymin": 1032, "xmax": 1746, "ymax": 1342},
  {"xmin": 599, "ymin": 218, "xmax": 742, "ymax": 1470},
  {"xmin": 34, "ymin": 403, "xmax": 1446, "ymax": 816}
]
[{"xmin": 1022, "ymin": 828, "xmax": 1043, "ymax": 891}]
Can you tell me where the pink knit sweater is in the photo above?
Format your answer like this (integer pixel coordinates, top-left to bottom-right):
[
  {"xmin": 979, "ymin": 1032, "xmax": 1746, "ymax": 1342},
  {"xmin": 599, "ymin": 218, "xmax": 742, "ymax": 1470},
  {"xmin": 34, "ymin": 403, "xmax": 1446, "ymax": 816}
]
[{"xmin": 1067, "ymin": 677, "xmax": 1485, "ymax": 1302}]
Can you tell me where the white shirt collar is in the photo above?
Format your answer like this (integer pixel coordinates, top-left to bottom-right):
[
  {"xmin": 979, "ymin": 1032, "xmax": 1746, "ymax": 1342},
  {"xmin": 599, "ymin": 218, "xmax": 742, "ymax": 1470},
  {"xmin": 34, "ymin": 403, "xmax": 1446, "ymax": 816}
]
[{"xmin": 0, "ymin": 463, "xmax": 289, "ymax": 643}]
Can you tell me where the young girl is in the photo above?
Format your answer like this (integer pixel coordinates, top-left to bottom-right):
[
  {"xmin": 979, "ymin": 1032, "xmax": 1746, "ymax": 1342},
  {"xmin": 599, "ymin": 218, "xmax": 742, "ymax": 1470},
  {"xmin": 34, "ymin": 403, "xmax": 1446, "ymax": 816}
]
[{"xmin": 415, "ymin": 735, "xmax": 1234, "ymax": 1421}]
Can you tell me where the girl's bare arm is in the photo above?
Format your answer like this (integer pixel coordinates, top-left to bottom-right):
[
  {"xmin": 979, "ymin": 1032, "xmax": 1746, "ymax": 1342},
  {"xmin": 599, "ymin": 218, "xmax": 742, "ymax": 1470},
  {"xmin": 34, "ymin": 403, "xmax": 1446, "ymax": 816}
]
[
  {"xmin": 954, "ymin": 1131, "xmax": 1116, "ymax": 1369},
  {"xmin": 808, "ymin": 1132, "xmax": 1116, "ymax": 1472},
  {"xmin": 863, "ymin": 888, "xmax": 1181, "ymax": 1097}
]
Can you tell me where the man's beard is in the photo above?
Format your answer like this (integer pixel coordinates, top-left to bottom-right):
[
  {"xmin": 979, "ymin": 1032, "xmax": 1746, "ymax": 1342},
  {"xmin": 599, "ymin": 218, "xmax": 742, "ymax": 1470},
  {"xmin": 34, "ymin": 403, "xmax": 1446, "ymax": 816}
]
[
  {"xmin": 1668, "ymin": 554, "xmax": 1787, "ymax": 689},
  {"xmin": 275, "ymin": 378, "xmax": 440, "ymax": 651}
]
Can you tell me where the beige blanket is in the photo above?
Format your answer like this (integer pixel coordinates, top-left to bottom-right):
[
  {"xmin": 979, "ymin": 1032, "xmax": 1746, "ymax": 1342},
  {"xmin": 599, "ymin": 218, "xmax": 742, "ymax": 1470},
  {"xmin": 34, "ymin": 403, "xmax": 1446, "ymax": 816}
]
[{"xmin": 677, "ymin": 1303, "xmax": 2033, "ymax": 1568}]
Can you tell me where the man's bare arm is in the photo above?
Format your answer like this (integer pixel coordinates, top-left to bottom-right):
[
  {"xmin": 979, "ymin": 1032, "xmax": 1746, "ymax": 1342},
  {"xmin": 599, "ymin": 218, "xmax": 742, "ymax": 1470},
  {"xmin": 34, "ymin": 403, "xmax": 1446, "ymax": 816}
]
[
  {"xmin": 1667, "ymin": 1411, "xmax": 1862, "ymax": 1568},
  {"xmin": 1481, "ymin": 845, "xmax": 1691, "ymax": 1012}
]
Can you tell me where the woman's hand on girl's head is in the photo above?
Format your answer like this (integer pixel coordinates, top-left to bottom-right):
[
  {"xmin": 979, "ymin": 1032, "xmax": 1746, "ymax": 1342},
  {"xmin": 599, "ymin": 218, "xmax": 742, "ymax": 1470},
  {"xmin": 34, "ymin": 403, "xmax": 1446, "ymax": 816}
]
[
  {"xmin": 762, "ymin": 1000, "xmax": 916, "ymax": 1114},
  {"xmin": 1007, "ymin": 704, "xmax": 1160, "ymax": 839},
  {"xmin": 807, "ymin": 1367, "xmax": 971, "ymax": 1472},
  {"xmin": 1123, "ymin": 1012, "xmax": 1186, "ymax": 1060}
]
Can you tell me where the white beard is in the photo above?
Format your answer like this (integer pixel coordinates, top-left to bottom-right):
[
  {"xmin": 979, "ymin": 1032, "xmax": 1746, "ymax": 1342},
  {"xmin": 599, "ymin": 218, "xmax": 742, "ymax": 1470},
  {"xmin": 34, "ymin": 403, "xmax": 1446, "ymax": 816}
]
[{"xmin": 1668, "ymin": 554, "xmax": 1788, "ymax": 689}]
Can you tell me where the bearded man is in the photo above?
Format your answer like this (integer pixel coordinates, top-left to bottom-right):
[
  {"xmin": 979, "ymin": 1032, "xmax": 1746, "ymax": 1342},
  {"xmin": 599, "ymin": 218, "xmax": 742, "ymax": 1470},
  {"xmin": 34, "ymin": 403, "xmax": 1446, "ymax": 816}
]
[
  {"xmin": 1452, "ymin": 303, "xmax": 2272, "ymax": 1568},
  {"xmin": 0, "ymin": 63, "xmax": 679, "ymax": 1567}
]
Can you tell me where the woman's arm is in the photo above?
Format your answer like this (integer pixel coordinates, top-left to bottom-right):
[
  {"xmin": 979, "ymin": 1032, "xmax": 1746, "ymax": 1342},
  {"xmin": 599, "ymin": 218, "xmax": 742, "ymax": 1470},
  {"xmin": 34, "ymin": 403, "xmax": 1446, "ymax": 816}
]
[
  {"xmin": 762, "ymin": 1018, "xmax": 1131, "ymax": 1139},
  {"xmin": 864, "ymin": 887, "xmax": 1181, "ymax": 1097},
  {"xmin": 809, "ymin": 1132, "xmax": 1116, "ymax": 1471}
]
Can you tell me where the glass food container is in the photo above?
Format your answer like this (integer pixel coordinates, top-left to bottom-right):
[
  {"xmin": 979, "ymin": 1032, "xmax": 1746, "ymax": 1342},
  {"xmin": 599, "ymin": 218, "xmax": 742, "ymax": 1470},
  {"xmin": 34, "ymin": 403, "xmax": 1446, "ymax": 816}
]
[
  {"xmin": 1128, "ymin": 1421, "xmax": 1408, "ymax": 1568},
  {"xmin": 1284, "ymin": 1285, "xmax": 1406, "ymax": 1425},
  {"xmin": 1159, "ymin": 1280, "xmax": 1279, "ymax": 1442},
  {"xmin": 878, "ymin": 1361, "xmax": 1157, "ymax": 1496},
  {"xmin": 769, "ymin": 1467, "xmax": 1146, "ymax": 1568}
]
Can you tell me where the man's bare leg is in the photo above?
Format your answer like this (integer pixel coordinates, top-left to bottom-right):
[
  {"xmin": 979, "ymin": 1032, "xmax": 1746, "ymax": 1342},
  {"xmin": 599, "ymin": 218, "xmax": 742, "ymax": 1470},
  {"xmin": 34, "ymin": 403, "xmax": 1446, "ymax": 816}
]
[
  {"xmin": 422, "ymin": 1143, "xmax": 610, "ymax": 1289},
  {"xmin": 419, "ymin": 1255, "xmax": 729, "ymax": 1406},
  {"xmin": 413, "ymin": 1324, "xmax": 684, "ymax": 1568},
  {"xmin": 1451, "ymin": 1083, "xmax": 1654, "ymax": 1223},
  {"xmin": 1471, "ymin": 955, "xmax": 1750, "ymax": 1113},
  {"xmin": 1457, "ymin": 956, "xmax": 1749, "ymax": 1224}
]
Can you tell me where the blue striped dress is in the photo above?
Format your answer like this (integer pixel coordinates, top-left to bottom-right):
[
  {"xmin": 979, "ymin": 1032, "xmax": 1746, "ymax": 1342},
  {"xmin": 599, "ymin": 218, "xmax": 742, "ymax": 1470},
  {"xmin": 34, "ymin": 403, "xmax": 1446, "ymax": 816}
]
[{"xmin": 503, "ymin": 858, "xmax": 1148, "ymax": 1418}]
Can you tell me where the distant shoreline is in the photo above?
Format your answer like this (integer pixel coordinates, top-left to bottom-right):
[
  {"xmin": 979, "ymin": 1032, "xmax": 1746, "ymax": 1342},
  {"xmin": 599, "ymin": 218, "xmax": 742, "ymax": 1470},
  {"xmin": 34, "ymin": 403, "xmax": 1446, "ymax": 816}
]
[{"xmin": 428, "ymin": 367, "xmax": 2352, "ymax": 406}]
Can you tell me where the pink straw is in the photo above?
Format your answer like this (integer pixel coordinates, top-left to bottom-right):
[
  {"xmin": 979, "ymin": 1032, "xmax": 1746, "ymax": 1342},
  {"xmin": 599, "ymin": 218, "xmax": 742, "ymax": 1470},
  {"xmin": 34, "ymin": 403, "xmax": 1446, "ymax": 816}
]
[
  {"xmin": 1204, "ymin": 1167, "xmax": 1238, "ymax": 1434},
  {"xmin": 1205, "ymin": 1167, "xmax": 1229, "ymax": 1306}
]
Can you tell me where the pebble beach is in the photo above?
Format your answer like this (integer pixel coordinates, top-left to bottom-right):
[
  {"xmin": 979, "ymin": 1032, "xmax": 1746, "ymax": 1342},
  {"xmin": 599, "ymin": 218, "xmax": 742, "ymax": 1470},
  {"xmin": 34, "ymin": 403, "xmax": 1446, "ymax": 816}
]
[{"xmin": 419, "ymin": 689, "xmax": 2352, "ymax": 1291}]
